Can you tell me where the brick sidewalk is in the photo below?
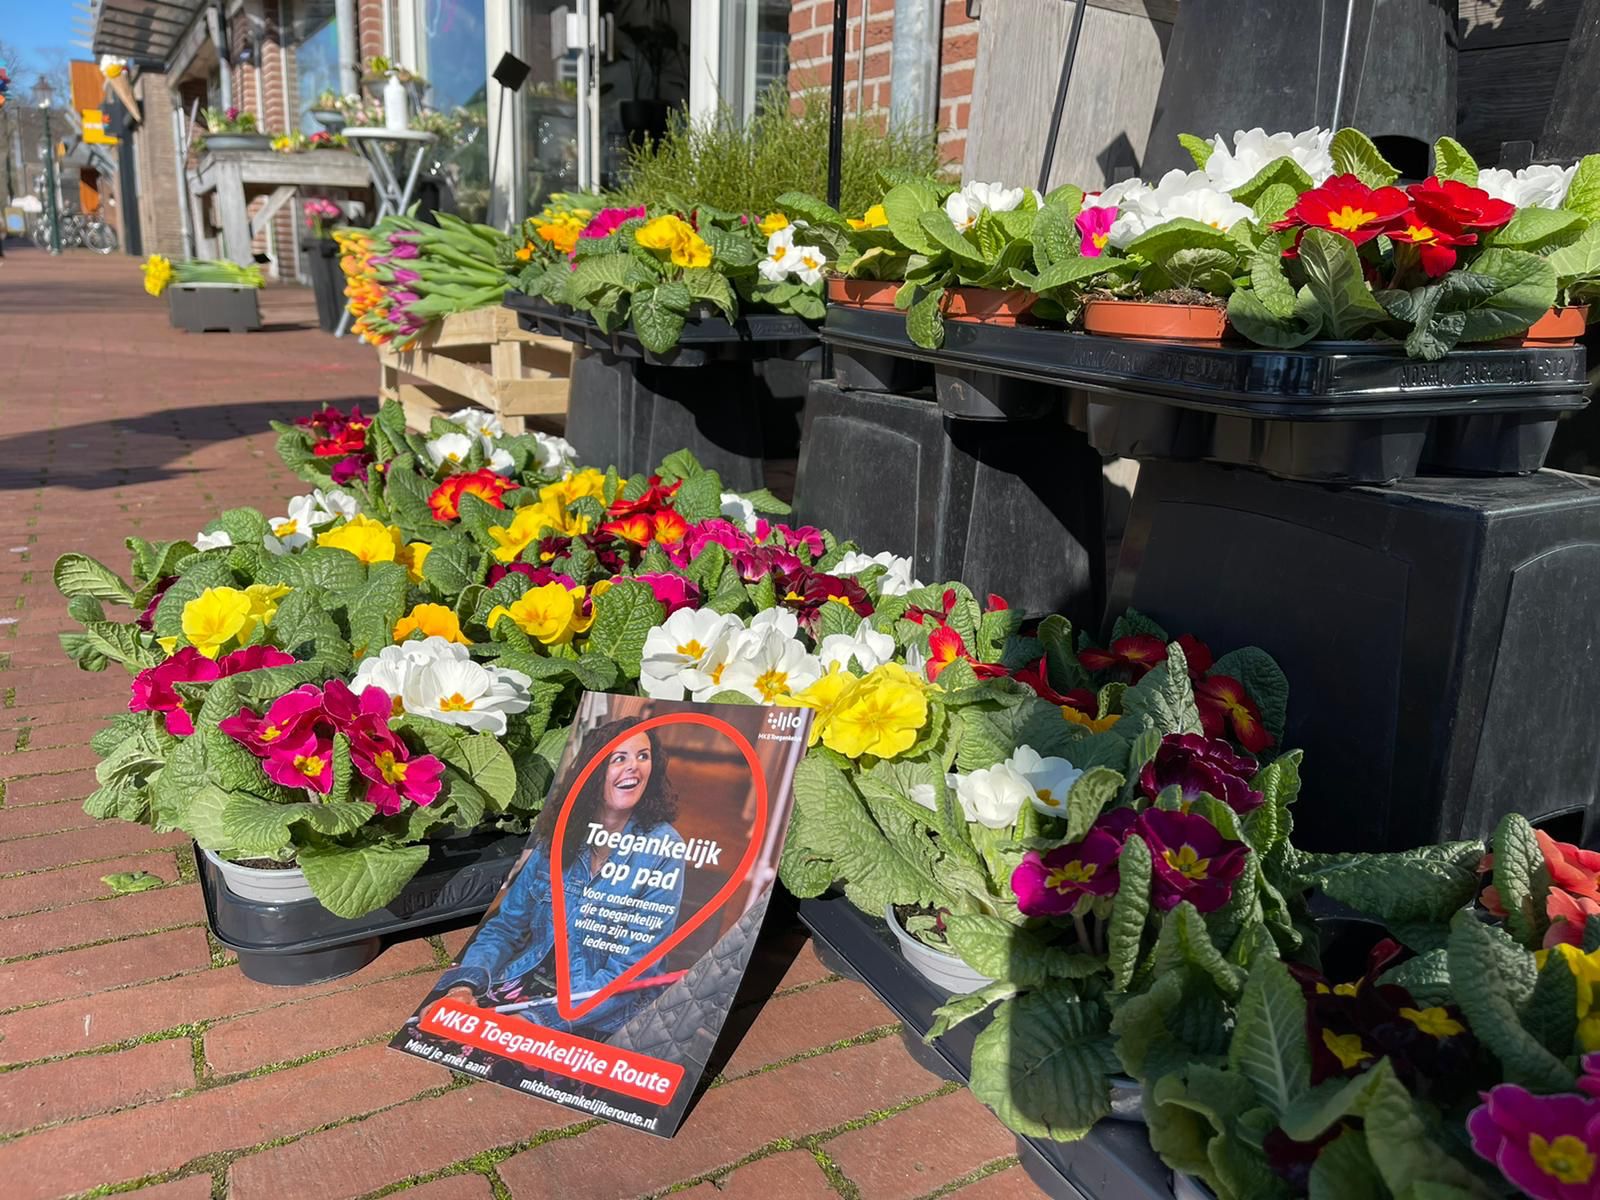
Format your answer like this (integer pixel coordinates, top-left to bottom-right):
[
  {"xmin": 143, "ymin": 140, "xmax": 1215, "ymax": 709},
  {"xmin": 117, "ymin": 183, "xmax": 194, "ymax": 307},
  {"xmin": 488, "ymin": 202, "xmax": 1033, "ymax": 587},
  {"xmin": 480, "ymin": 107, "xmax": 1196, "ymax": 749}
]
[{"xmin": 0, "ymin": 249, "xmax": 1045, "ymax": 1200}]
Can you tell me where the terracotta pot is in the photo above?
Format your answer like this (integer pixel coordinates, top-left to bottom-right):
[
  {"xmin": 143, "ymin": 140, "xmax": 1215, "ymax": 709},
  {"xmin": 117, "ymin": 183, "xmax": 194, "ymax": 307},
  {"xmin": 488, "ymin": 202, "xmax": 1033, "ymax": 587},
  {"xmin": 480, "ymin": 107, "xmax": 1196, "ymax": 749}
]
[
  {"xmin": 826, "ymin": 277, "xmax": 901, "ymax": 312},
  {"xmin": 1517, "ymin": 304, "xmax": 1589, "ymax": 347},
  {"xmin": 942, "ymin": 286, "xmax": 1037, "ymax": 324},
  {"xmin": 1083, "ymin": 298, "xmax": 1230, "ymax": 345}
]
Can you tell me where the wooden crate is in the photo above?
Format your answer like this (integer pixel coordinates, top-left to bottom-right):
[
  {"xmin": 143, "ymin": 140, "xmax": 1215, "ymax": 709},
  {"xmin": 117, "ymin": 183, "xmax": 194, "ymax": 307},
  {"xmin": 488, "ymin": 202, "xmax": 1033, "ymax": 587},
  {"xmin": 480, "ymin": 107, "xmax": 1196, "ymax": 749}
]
[{"xmin": 378, "ymin": 306, "xmax": 572, "ymax": 435}]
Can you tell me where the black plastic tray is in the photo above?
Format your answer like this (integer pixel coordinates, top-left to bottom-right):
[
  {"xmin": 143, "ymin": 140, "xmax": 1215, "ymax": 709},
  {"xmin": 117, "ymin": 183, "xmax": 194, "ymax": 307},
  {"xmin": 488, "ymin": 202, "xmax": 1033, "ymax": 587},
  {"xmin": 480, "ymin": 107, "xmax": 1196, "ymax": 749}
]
[
  {"xmin": 505, "ymin": 292, "xmax": 820, "ymax": 367},
  {"xmin": 796, "ymin": 892, "xmax": 1175, "ymax": 1200},
  {"xmin": 822, "ymin": 306, "xmax": 1588, "ymax": 484},
  {"xmin": 197, "ymin": 833, "xmax": 526, "ymax": 986}
]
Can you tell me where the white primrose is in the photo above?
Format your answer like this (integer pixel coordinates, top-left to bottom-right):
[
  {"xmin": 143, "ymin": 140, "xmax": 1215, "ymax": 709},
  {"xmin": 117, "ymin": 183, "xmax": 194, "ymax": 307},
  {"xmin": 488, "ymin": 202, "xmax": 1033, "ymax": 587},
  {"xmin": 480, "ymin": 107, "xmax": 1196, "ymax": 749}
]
[
  {"xmin": 194, "ymin": 529, "xmax": 234, "ymax": 551},
  {"xmin": 1478, "ymin": 163, "xmax": 1578, "ymax": 210},
  {"xmin": 1006, "ymin": 744, "xmax": 1084, "ymax": 817},
  {"xmin": 350, "ymin": 636, "xmax": 470, "ymax": 703},
  {"xmin": 529, "ymin": 431, "xmax": 578, "ymax": 474},
  {"xmin": 640, "ymin": 608, "xmax": 745, "ymax": 701},
  {"xmin": 264, "ymin": 492, "xmax": 344, "ymax": 554},
  {"xmin": 486, "ymin": 446, "xmax": 517, "ymax": 477},
  {"xmin": 945, "ymin": 181, "xmax": 1027, "ymax": 233},
  {"xmin": 720, "ymin": 492, "xmax": 759, "ymax": 533},
  {"xmin": 425, "ymin": 432, "xmax": 475, "ymax": 470},
  {"xmin": 312, "ymin": 488, "xmax": 359, "ymax": 521},
  {"xmin": 832, "ymin": 550, "xmax": 924, "ymax": 597},
  {"xmin": 759, "ymin": 227, "xmax": 798, "ymax": 282},
  {"xmin": 716, "ymin": 621, "xmax": 825, "ymax": 704},
  {"xmin": 817, "ymin": 626, "xmax": 896, "ymax": 673},
  {"xmin": 1203, "ymin": 127, "xmax": 1334, "ymax": 193},
  {"xmin": 398, "ymin": 655, "xmax": 533, "ymax": 736},
  {"xmin": 788, "ymin": 243, "xmax": 827, "ymax": 286},
  {"xmin": 950, "ymin": 762, "xmax": 1033, "ymax": 829},
  {"xmin": 454, "ymin": 407, "xmax": 506, "ymax": 442}
]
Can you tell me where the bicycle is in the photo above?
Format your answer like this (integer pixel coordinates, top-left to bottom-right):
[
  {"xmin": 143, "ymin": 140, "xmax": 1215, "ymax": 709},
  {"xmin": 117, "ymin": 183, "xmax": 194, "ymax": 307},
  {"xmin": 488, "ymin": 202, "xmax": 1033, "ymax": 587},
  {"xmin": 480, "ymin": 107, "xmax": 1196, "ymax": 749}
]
[{"xmin": 29, "ymin": 210, "xmax": 118, "ymax": 254}]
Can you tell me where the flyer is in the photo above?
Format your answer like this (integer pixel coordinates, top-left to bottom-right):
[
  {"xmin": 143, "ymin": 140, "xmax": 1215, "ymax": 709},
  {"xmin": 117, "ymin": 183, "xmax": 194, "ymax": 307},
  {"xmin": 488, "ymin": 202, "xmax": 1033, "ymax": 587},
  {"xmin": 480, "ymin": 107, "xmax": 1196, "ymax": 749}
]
[{"xmin": 389, "ymin": 692, "xmax": 813, "ymax": 1136}]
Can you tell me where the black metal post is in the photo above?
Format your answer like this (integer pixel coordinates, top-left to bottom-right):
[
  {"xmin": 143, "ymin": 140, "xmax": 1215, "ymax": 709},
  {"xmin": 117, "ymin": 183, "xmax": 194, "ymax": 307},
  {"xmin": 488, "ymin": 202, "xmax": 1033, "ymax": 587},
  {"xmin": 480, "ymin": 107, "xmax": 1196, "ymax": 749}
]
[
  {"xmin": 42, "ymin": 106, "xmax": 60, "ymax": 254},
  {"xmin": 1037, "ymin": 0, "xmax": 1089, "ymax": 193},
  {"xmin": 826, "ymin": 0, "xmax": 848, "ymax": 208}
]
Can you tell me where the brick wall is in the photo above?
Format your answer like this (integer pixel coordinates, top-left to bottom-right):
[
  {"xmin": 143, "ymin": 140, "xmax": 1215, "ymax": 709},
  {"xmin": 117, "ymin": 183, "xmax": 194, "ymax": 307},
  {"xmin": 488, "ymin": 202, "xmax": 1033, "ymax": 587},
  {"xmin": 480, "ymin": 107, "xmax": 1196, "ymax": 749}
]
[
  {"xmin": 358, "ymin": 0, "xmax": 390, "ymax": 63},
  {"xmin": 788, "ymin": 0, "xmax": 977, "ymax": 166},
  {"xmin": 131, "ymin": 73, "xmax": 187, "ymax": 257}
]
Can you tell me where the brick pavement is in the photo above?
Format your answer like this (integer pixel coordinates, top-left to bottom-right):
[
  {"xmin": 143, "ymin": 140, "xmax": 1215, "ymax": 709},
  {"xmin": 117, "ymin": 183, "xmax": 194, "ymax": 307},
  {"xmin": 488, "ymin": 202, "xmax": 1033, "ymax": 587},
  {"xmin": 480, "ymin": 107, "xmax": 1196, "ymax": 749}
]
[{"xmin": 0, "ymin": 249, "xmax": 1048, "ymax": 1200}]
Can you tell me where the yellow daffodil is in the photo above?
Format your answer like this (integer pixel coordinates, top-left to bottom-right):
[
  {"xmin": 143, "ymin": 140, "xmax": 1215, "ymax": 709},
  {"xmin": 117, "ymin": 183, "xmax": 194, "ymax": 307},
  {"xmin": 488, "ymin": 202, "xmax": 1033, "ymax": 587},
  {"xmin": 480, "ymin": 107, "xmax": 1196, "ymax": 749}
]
[
  {"xmin": 812, "ymin": 663, "xmax": 930, "ymax": 760},
  {"xmin": 758, "ymin": 212, "xmax": 789, "ymax": 236},
  {"xmin": 181, "ymin": 587, "xmax": 253, "ymax": 658},
  {"xmin": 848, "ymin": 204, "xmax": 889, "ymax": 231},
  {"xmin": 240, "ymin": 583, "xmax": 291, "ymax": 641},
  {"xmin": 317, "ymin": 514, "xmax": 403, "ymax": 565},
  {"xmin": 398, "ymin": 541, "xmax": 432, "ymax": 585},
  {"xmin": 142, "ymin": 254, "xmax": 173, "ymax": 297},
  {"xmin": 394, "ymin": 603, "xmax": 471, "ymax": 645}
]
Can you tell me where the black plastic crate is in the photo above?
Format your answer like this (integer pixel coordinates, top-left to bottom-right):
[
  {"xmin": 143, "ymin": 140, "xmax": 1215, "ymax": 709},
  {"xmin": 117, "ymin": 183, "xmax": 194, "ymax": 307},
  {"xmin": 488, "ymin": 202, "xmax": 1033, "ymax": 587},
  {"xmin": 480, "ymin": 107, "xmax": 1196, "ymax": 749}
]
[
  {"xmin": 820, "ymin": 307, "xmax": 1588, "ymax": 484},
  {"xmin": 796, "ymin": 892, "xmax": 1175, "ymax": 1200},
  {"xmin": 791, "ymin": 380, "xmax": 1104, "ymax": 623},
  {"xmin": 1111, "ymin": 461, "xmax": 1600, "ymax": 852},
  {"xmin": 197, "ymin": 833, "xmax": 526, "ymax": 986}
]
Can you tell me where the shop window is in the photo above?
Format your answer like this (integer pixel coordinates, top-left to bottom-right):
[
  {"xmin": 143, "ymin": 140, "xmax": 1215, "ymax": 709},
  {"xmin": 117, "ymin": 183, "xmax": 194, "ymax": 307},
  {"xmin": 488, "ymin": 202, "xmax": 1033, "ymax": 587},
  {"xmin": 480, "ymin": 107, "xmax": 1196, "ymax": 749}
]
[{"xmin": 287, "ymin": 0, "xmax": 342, "ymax": 133}]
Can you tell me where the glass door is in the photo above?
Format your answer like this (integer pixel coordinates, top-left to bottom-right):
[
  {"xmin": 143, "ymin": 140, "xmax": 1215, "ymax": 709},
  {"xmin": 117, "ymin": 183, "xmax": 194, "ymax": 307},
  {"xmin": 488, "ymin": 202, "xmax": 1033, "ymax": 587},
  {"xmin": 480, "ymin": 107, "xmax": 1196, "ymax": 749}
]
[{"xmin": 521, "ymin": 0, "xmax": 585, "ymax": 208}]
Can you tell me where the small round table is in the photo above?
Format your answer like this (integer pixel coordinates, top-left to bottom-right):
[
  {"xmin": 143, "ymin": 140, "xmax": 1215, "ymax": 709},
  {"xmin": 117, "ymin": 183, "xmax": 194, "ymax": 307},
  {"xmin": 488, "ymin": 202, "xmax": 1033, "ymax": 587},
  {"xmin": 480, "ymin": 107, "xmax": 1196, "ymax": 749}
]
[{"xmin": 336, "ymin": 128, "xmax": 439, "ymax": 338}]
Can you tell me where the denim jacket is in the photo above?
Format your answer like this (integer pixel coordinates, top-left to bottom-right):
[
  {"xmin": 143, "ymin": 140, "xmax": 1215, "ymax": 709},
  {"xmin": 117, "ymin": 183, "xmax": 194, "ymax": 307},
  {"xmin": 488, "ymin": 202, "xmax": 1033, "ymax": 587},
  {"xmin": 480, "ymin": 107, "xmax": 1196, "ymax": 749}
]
[{"xmin": 436, "ymin": 817, "xmax": 687, "ymax": 1035}]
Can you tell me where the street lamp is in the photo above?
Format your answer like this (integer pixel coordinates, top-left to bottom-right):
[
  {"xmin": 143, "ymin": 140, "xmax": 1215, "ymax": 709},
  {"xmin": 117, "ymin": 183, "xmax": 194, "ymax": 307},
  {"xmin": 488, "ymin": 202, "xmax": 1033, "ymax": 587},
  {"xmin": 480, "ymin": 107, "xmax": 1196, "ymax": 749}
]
[{"xmin": 33, "ymin": 78, "xmax": 60, "ymax": 255}]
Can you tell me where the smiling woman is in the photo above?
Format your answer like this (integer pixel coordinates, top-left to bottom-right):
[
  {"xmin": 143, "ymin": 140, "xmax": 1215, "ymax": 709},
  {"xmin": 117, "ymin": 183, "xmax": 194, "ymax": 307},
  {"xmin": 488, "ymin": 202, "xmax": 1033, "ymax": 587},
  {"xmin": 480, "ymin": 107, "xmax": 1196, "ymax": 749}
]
[{"xmin": 432, "ymin": 717, "xmax": 686, "ymax": 1036}]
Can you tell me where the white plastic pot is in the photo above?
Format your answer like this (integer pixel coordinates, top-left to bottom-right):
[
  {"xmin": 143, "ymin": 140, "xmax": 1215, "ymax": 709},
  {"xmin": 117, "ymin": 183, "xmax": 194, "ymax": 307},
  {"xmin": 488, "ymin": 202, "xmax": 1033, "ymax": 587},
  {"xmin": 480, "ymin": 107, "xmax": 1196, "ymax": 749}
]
[
  {"xmin": 883, "ymin": 902, "xmax": 997, "ymax": 994},
  {"xmin": 1172, "ymin": 1174, "xmax": 1218, "ymax": 1200},
  {"xmin": 1105, "ymin": 1074, "xmax": 1145, "ymax": 1122},
  {"xmin": 383, "ymin": 74, "xmax": 410, "ymax": 132},
  {"xmin": 204, "ymin": 849, "xmax": 315, "ymax": 904}
]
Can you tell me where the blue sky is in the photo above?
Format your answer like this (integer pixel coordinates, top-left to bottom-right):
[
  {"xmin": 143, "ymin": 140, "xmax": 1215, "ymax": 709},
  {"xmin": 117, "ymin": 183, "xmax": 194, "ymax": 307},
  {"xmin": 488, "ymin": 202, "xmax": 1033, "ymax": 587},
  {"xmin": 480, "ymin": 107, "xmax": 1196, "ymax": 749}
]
[{"xmin": 1, "ymin": 5, "xmax": 81, "ymax": 78}]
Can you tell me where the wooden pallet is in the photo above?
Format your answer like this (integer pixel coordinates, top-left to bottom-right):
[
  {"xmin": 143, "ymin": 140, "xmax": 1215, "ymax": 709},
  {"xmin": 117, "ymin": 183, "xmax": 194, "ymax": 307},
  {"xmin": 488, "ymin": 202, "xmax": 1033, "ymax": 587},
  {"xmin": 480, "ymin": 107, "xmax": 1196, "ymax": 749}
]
[{"xmin": 378, "ymin": 306, "xmax": 571, "ymax": 435}]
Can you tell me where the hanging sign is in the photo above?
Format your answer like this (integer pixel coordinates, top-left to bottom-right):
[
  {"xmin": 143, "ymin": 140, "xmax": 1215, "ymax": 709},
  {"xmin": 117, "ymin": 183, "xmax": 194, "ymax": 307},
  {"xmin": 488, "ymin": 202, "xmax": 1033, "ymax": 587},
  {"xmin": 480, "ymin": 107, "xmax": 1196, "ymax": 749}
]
[{"xmin": 391, "ymin": 692, "xmax": 811, "ymax": 1137}]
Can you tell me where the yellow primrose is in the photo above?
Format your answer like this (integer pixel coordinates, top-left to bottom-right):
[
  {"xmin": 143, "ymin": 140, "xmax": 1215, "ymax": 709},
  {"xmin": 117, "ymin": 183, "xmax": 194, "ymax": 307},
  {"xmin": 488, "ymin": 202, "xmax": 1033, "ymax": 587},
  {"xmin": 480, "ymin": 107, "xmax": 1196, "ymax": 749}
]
[
  {"xmin": 157, "ymin": 635, "xmax": 179, "ymax": 655},
  {"xmin": 393, "ymin": 603, "xmax": 471, "ymax": 645},
  {"xmin": 634, "ymin": 214, "xmax": 713, "ymax": 270},
  {"xmin": 758, "ymin": 212, "xmax": 789, "ymax": 236},
  {"xmin": 489, "ymin": 583, "xmax": 575, "ymax": 645},
  {"xmin": 818, "ymin": 664, "xmax": 930, "ymax": 760},
  {"xmin": 848, "ymin": 204, "xmax": 889, "ymax": 231},
  {"xmin": 398, "ymin": 541, "xmax": 432, "ymax": 585},
  {"xmin": 1062, "ymin": 705, "xmax": 1121, "ymax": 734},
  {"xmin": 1540, "ymin": 943, "xmax": 1600, "ymax": 1051},
  {"xmin": 488, "ymin": 502, "xmax": 577, "ymax": 563},
  {"xmin": 1399, "ymin": 1006, "xmax": 1466, "ymax": 1039},
  {"xmin": 540, "ymin": 468, "xmax": 607, "ymax": 510},
  {"xmin": 787, "ymin": 667, "xmax": 860, "ymax": 747},
  {"xmin": 317, "ymin": 514, "xmax": 403, "ymax": 565},
  {"xmin": 240, "ymin": 583, "xmax": 291, "ymax": 641},
  {"xmin": 636, "ymin": 214, "xmax": 691, "ymax": 252},
  {"xmin": 1321, "ymin": 1029, "xmax": 1373, "ymax": 1071},
  {"xmin": 181, "ymin": 587, "xmax": 253, "ymax": 658}
]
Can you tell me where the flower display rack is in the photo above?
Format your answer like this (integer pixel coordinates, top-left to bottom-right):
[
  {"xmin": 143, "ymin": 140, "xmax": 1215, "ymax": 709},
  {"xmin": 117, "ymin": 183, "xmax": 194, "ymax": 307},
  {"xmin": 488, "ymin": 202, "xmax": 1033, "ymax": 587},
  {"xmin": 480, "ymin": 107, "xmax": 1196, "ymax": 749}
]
[
  {"xmin": 798, "ymin": 892, "xmax": 1173, "ymax": 1200},
  {"xmin": 504, "ymin": 292, "xmax": 821, "ymax": 489},
  {"xmin": 379, "ymin": 306, "xmax": 572, "ymax": 436},
  {"xmin": 821, "ymin": 304, "xmax": 1590, "ymax": 485},
  {"xmin": 199, "ymin": 832, "xmax": 526, "ymax": 985}
]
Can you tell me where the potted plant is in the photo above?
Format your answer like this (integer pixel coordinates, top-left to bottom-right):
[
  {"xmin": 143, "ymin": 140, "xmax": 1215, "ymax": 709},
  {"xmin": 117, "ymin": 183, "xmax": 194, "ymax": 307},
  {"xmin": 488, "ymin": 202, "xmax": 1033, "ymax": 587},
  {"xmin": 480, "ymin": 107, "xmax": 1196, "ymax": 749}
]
[
  {"xmin": 300, "ymin": 198, "xmax": 345, "ymax": 334},
  {"xmin": 361, "ymin": 56, "xmax": 427, "ymax": 132},
  {"xmin": 199, "ymin": 106, "xmax": 270, "ymax": 152},
  {"xmin": 309, "ymin": 88, "xmax": 346, "ymax": 132},
  {"xmin": 141, "ymin": 254, "xmax": 265, "ymax": 333}
]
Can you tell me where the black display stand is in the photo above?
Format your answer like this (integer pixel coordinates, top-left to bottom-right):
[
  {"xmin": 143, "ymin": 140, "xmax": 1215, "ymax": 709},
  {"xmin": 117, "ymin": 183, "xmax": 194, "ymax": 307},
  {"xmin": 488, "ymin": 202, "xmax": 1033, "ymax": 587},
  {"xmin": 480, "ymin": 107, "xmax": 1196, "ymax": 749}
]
[
  {"xmin": 299, "ymin": 238, "xmax": 344, "ymax": 334},
  {"xmin": 791, "ymin": 380, "xmax": 1106, "ymax": 625},
  {"xmin": 797, "ymin": 892, "xmax": 1173, "ymax": 1200},
  {"xmin": 1112, "ymin": 462, "xmax": 1600, "ymax": 853}
]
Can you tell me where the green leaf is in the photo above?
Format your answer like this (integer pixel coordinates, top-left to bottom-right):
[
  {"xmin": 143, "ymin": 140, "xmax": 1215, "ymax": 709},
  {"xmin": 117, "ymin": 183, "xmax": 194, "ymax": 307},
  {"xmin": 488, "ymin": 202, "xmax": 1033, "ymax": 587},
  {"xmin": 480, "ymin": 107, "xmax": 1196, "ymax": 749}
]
[
  {"xmin": 221, "ymin": 794, "xmax": 299, "ymax": 856},
  {"xmin": 1022, "ymin": 253, "xmax": 1128, "ymax": 294},
  {"xmin": 773, "ymin": 191, "xmax": 849, "ymax": 230},
  {"xmin": 882, "ymin": 180, "xmax": 943, "ymax": 255},
  {"xmin": 1547, "ymin": 221, "xmax": 1600, "ymax": 288},
  {"xmin": 789, "ymin": 755, "xmax": 938, "ymax": 912},
  {"xmin": 345, "ymin": 560, "xmax": 408, "ymax": 660},
  {"xmin": 1447, "ymin": 910, "xmax": 1576, "ymax": 1091},
  {"xmin": 681, "ymin": 267, "xmax": 737, "ymax": 320},
  {"xmin": 1523, "ymin": 949, "xmax": 1580, "ymax": 1058},
  {"xmin": 1029, "ymin": 202, "xmax": 1077, "ymax": 269},
  {"xmin": 905, "ymin": 287, "xmax": 945, "ymax": 349},
  {"xmin": 927, "ymin": 981, "xmax": 1023, "ymax": 1039},
  {"xmin": 1562, "ymin": 154, "xmax": 1600, "ymax": 223},
  {"xmin": 1108, "ymin": 833, "xmax": 1151, "ymax": 990},
  {"xmin": 1292, "ymin": 841, "xmax": 1482, "ymax": 924},
  {"xmin": 1307, "ymin": 1129, "xmax": 1387, "ymax": 1200},
  {"xmin": 1244, "ymin": 749, "xmax": 1302, "ymax": 855},
  {"xmin": 1121, "ymin": 645, "xmax": 1201, "ymax": 737},
  {"xmin": 1360, "ymin": 1059, "xmax": 1498, "ymax": 1199},
  {"xmin": 296, "ymin": 839, "xmax": 429, "ymax": 918},
  {"xmin": 1230, "ymin": 157, "xmax": 1315, "ymax": 207},
  {"xmin": 1165, "ymin": 247, "xmax": 1239, "ymax": 296},
  {"xmin": 1156, "ymin": 902, "xmax": 1246, "ymax": 999},
  {"xmin": 944, "ymin": 913, "xmax": 1104, "ymax": 985},
  {"xmin": 673, "ymin": 469, "xmax": 725, "ymax": 524},
  {"xmin": 1486, "ymin": 206, "xmax": 1586, "ymax": 254},
  {"xmin": 1330, "ymin": 128, "xmax": 1399, "ymax": 188},
  {"xmin": 1126, "ymin": 219, "xmax": 1243, "ymax": 270},
  {"xmin": 1249, "ymin": 241, "xmax": 1299, "ymax": 318},
  {"xmin": 1450, "ymin": 248, "xmax": 1558, "ymax": 343},
  {"xmin": 917, "ymin": 210, "xmax": 986, "ymax": 267},
  {"xmin": 1178, "ymin": 132, "xmax": 1215, "ymax": 169},
  {"xmin": 54, "ymin": 554, "xmax": 135, "ymax": 605},
  {"xmin": 101, "ymin": 870, "xmax": 165, "ymax": 895},
  {"xmin": 1229, "ymin": 286, "xmax": 1321, "ymax": 349},
  {"xmin": 79, "ymin": 621, "xmax": 165, "ymax": 669},
  {"xmin": 585, "ymin": 579, "xmax": 664, "ymax": 679},
  {"xmin": 1228, "ymin": 957, "xmax": 1310, "ymax": 1117},
  {"xmin": 631, "ymin": 283, "xmax": 691, "ymax": 354},
  {"xmin": 420, "ymin": 534, "xmax": 480, "ymax": 595},
  {"xmin": 1432, "ymin": 136, "xmax": 1479, "ymax": 185},
  {"xmin": 1063, "ymin": 766, "xmax": 1123, "ymax": 844},
  {"xmin": 1491, "ymin": 812, "xmax": 1546, "ymax": 949},
  {"xmin": 968, "ymin": 989, "xmax": 1118, "ymax": 1140},
  {"xmin": 1251, "ymin": 183, "xmax": 1299, "ymax": 226},
  {"xmin": 1298, "ymin": 227, "xmax": 1388, "ymax": 339},
  {"xmin": 442, "ymin": 732, "xmax": 518, "ymax": 808}
]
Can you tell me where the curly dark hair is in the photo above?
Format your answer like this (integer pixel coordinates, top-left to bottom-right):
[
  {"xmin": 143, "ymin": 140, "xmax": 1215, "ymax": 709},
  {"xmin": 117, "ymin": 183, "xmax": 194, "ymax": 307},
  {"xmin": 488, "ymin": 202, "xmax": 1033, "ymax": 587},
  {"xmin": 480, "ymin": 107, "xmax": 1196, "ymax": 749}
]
[{"xmin": 532, "ymin": 718, "xmax": 679, "ymax": 863}]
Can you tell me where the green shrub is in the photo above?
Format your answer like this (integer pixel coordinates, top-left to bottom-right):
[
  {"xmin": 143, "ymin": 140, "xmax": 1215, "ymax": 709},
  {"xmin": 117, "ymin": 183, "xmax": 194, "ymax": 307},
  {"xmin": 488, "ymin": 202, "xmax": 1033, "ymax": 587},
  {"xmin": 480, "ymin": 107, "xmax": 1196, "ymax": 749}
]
[{"xmin": 614, "ymin": 83, "xmax": 950, "ymax": 218}]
